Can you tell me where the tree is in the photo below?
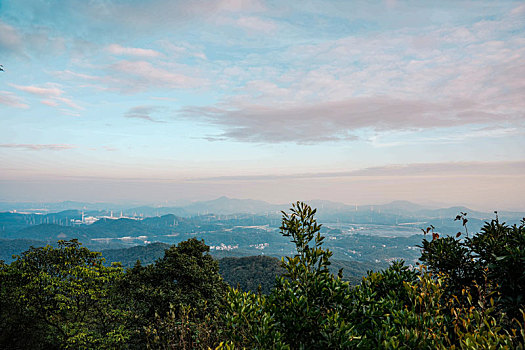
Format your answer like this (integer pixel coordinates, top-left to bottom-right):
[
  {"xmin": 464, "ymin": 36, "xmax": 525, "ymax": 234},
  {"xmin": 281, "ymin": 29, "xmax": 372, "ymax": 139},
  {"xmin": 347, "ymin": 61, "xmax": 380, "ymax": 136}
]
[
  {"xmin": 223, "ymin": 202, "xmax": 359, "ymax": 349},
  {"xmin": 119, "ymin": 238, "xmax": 228, "ymax": 347},
  {"xmin": 0, "ymin": 240, "xmax": 129, "ymax": 349},
  {"xmin": 420, "ymin": 216, "xmax": 525, "ymax": 319},
  {"xmin": 269, "ymin": 202, "xmax": 357, "ymax": 348}
]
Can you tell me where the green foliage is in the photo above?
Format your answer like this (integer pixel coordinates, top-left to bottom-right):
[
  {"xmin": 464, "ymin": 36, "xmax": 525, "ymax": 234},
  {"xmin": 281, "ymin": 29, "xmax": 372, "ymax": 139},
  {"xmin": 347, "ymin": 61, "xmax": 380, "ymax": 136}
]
[
  {"xmin": 0, "ymin": 238, "xmax": 228, "ymax": 349},
  {"xmin": 469, "ymin": 217, "xmax": 525, "ymax": 317},
  {"xmin": 223, "ymin": 202, "xmax": 360, "ymax": 349},
  {"xmin": 269, "ymin": 202, "xmax": 358, "ymax": 349},
  {"xmin": 346, "ymin": 262, "xmax": 425, "ymax": 348},
  {"xmin": 447, "ymin": 286, "xmax": 523, "ymax": 350},
  {"xmin": 219, "ymin": 255, "xmax": 285, "ymax": 294},
  {"xmin": 118, "ymin": 237, "xmax": 227, "ymax": 347},
  {"xmin": 420, "ymin": 216, "xmax": 525, "ymax": 319},
  {"xmin": 0, "ymin": 239, "xmax": 129, "ymax": 349},
  {"xmin": 222, "ymin": 203, "xmax": 525, "ymax": 349},
  {"xmin": 223, "ymin": 288, "xmax": 287, "ymax": 349},
  {"xmin": 143, "ymin": 304, "xmax": 222, "ymax": 350},
  {"xmin": 419, "ymin": 235, "xmax": 479, "ymax": 298},
  {"xmin": 2, "ymin": 205, "xmax": 524, "ymax": 349}
]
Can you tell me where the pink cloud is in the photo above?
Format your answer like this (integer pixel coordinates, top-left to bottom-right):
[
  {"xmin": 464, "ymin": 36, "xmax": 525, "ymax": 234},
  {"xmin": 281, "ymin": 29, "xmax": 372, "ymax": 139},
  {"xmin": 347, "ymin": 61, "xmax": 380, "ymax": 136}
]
[
  {"xmin": 0, "ymin": 91, "xmax": 29, "ymax": 109},
  {"xmin": 0, "ymin": 144, "xmax": 75, "ymax": 151},
  {"xmin": 11, "ymin": 83, "xmax": 83, "ymax": 112},
  {"xmin": 235, "ymin": 16, "xmax": 278, "ymax": 33},
  {"xmin": 40, "ymin": 99, "xmax": 59, "ymax": 107},
  {"xmin": 215, "ymin": 0, "xmax": 267, "ymax": 13},
  {"xmin": 180, "ymin": 96, "xmax": 520, "ymax": 144},
  {"xmin": 55, "ymin": 96, "xmax": 83, "ymax": 110},
  {"xmin": 11, "ymin": 84, "xmax": 63, "ymax": 97},
  {"xmin": 189, "ymin": 161, "xmax": 525, "ymax": 182},
  {"xmin": 110, "ymin": 60, "xmax": 206, "ymax": 91},
  {"xmin": 106, "ymin": 44, "xmax": 162, "ymax": 58},
  {"xmin": 0, "ymin": 21, "xmax": 22, "ymax": 52},
  {"xmin": 56, "ymin": 64, "xmax": 205, "ymax": 94},
  {"xmin": 510, "ymin": 3, "xmax": 525, "ymax": 15}
]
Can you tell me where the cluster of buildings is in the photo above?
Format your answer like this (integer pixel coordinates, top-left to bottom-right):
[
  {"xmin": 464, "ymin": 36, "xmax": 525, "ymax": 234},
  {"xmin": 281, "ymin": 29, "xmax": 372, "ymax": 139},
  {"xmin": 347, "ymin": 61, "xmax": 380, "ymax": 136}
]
[
  {"xmin": 70, "ymin": 211, "xmax": 142, "ymax": 225},
  {"xmin": 209, "ymin": 243, "xmax": 239, "ymax": 251}
]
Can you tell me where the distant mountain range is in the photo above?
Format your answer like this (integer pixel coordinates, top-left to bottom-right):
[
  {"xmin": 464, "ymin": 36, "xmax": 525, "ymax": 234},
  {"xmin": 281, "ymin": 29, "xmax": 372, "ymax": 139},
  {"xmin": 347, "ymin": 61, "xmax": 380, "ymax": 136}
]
[
  {"xmin": 1, "ymin": 197, "xmax": 523, "ymax": 267},
  {"xmin": 1, "ymin": 197, "xmax": 523, "ymax": 220}
]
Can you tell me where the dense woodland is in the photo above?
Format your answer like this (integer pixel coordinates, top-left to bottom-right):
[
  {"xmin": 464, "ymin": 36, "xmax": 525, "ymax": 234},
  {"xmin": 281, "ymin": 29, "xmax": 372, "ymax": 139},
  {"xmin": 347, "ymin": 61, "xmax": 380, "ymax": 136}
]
[{"xmin": 1, "ymin": 202, "xmax": 524, "ymax": 349}]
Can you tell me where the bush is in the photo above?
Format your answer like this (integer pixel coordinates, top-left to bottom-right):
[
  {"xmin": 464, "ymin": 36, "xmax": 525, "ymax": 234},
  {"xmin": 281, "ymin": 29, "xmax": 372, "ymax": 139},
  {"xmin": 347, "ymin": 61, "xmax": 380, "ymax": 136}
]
[{"xmin": 222, "ymin": 204, "xmax": 525, "ymax": 349}]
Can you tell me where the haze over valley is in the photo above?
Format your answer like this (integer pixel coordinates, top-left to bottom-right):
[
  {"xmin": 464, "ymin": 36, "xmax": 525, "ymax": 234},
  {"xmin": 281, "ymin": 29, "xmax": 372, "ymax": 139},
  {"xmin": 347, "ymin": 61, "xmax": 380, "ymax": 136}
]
[{"xmin": 2, "ymin": 197, "xmax": 523, "ymax": 270}]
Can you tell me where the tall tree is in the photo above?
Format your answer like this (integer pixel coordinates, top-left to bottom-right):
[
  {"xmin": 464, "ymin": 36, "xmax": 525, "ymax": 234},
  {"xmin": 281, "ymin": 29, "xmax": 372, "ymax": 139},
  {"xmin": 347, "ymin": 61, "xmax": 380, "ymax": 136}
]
[{"xmin": 0, "ymin": 240, "xmax": 129, "ymax": 349}]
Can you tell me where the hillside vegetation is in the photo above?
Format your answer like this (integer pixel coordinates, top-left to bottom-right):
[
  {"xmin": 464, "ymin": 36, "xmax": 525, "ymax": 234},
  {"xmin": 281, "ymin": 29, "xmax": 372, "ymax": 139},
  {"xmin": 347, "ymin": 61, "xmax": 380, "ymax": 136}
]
[{"xmin": 1, "ymin": 202, "xmax": 524, "ymax": 349}]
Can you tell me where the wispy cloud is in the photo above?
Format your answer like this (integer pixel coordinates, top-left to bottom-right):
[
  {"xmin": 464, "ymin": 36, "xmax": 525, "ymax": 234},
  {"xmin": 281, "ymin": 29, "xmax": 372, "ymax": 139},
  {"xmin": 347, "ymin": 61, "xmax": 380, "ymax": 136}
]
[
  {"xmin": 188, "ymin": 161, "xmax": 525, "ymax": 182},
  {"xmin": 106, "ymin": 44, "xmax": 162, "ymax": 58},
  {"xmin": 124, "ymin": 105, "xmax": 165, "ymax": 123},
  {"xmin": 0, "ymin": 20, "xmax": 22, "ymax": 53},
  {"xmin": 40, "ymin": 99, "xmax": 59, "ymax": 107},
  {"xmin": 214, "ymin": 0, "xmax": 267, "ymax": 13},
  {"xmin": 10, "ymin": 83, "xmax": 83, "ymax": 112},
  {"xmin": 156, "ymin": 40, "xmax": 207, "ymax": 60},
  {"xmin": 0, "ymin": 91, "xmax": 29, "ymax": 109},
  {"xmin": 0, "ymin": 19, "xmax": 65, "ymax": 57},
  {"xmin": 11, "ymin": 84, "xmax": 63, "ymax": 97},
  {"xmin": 0, "ymin": 144, "xmax": 76, "ymax": 151},
  {"xmin": 112, "ymin": 60, "xmax": 206, "ymax": 92},
  {"xmin": 369, "ymin": 127, "xmax": 523, "ymax": 148},
  {"xmin": 232, "ymin": 16, "xmax": 279, "ymax": 33},
  {"xmin": 61, "ymin": 60, "xmax": 207, "ymax": 94}
]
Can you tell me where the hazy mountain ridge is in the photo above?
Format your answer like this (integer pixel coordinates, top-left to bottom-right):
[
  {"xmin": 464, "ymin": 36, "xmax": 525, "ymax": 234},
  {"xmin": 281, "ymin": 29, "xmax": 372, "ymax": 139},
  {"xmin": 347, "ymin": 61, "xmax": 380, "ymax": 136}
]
[
  {"xmin": 4, "ymin": 197, "xmax": 522, "ymax": 218},
  {"xmin": 2, "ymin": 198, "xmax": 522, "ymax": 223},
  {"xmin": 1, "ymin": 197, "xmax": 523, "ymax": 266}
]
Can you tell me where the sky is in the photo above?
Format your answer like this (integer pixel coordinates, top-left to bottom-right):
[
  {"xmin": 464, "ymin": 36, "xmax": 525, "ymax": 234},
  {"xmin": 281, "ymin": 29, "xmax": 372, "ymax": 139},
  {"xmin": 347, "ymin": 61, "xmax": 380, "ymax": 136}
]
[{"xmin": 0, "ymin": 0, "xmax": 524, "ymax": 210}]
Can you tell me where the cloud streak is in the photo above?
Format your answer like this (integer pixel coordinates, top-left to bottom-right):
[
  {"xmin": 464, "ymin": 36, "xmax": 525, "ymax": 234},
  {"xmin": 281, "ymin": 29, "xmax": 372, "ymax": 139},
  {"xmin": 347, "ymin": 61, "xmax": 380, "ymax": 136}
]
[
  {"xmin": 124, "ymin": 105, "xmax": 165, "ymax": 123},
  {"xmin": 112, "ymin": 60, "xmax": 204, "ymax": 91},
  {"xmin": 61, "ymin": 60, "xmax": 207, "ymax": 94},
  {"xmin": 11, "ymin": 84, "xmax": 63, "ymax": 97},
  {"xmin": 106, "ymin": 44, "xmax": 162, "ymax": 58},
  {"xmin": 369, "ymin": 127, "xmax": 523, "ymax": 148},
  {"xmin": 0, "ymin": 91, "xmax": 29, "ymax": 109},
  {"xmin": 0, "ymin": 144, "xmax": 75, "ymax": 151},
  {"xmin": 188, "ymin": 161, "xmax": 525, "ymax": 182},
  {"xmin": 10, "ymin": 83, "xmax": 83, "ymax": 112}
]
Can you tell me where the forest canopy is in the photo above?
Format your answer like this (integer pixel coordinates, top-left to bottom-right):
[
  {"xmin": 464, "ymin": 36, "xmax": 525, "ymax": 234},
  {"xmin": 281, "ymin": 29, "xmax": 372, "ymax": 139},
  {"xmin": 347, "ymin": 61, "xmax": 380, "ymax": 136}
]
[{"xmin": 1, "ymin": 202, "xmax": 524, "ymax": 349}]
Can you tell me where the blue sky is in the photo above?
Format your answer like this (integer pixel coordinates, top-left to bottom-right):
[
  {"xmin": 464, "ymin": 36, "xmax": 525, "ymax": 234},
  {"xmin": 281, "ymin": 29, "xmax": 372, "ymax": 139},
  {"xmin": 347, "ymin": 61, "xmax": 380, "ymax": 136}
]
[{"xmin": 0, "ymin": 0, "xmax": 524, "ymax": 210}]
